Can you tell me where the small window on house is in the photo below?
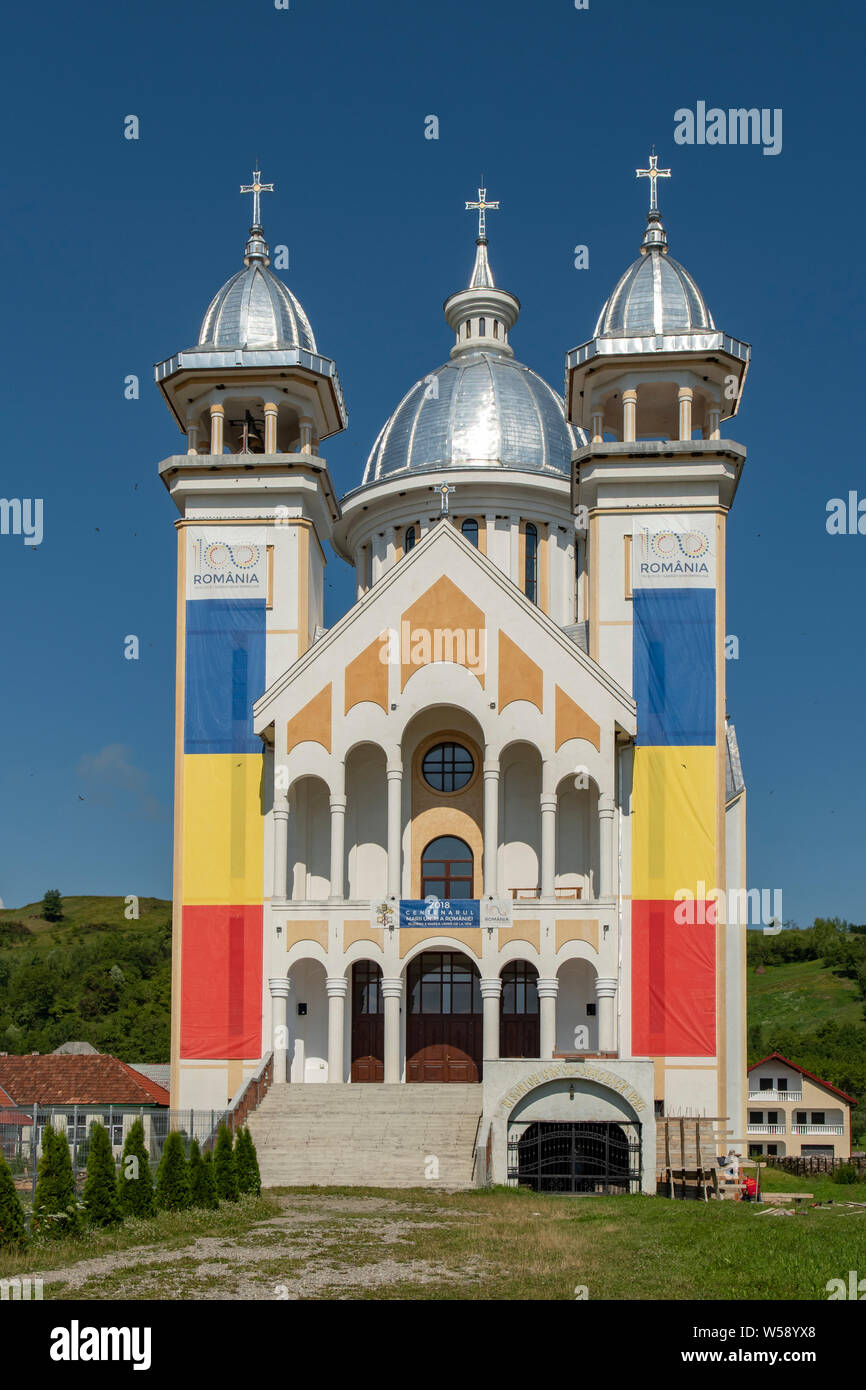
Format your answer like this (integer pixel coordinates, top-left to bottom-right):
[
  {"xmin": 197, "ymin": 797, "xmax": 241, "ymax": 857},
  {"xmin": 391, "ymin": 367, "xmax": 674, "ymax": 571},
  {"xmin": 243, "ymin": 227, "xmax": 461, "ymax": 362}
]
[
  {"xmin": 766, "ymin": 1144, "xmax": 778, "ymax": 1156},
  {"xmin": 759, "ymin": 1078, "xmax": 773, "ymax": 1091},
  {"xmin": 776, "ymin": 1078, "xmax": 788, "ymax": 1091},
  {"xmin": 461, "ymin": 517, "xmax": 479, "ymax": 547},
  {"xmin": 404, "ymin": 525, "xmax": 416, "ymax": 554},
  {"xmin": 525, "ymin": 522, "xmax": 538, "ymax": 603},
  {"xmin": 750, "ymin": 1112, "xmax": 764, "ymax": 1125},
  {"xmin": 479, "ymin": 317, "xmax": 486, "ymax": 336},
  {"xmin": 795, "ymin": 1111, "xmax": 807, "ymax": 1125},
  {"xmin": 812, "ymin": 1112, "xmax": 825, "ymax": 1126},
  {"xmin": 767, "ymin": 1111, "xmax": 779, "ymax": 1125}
]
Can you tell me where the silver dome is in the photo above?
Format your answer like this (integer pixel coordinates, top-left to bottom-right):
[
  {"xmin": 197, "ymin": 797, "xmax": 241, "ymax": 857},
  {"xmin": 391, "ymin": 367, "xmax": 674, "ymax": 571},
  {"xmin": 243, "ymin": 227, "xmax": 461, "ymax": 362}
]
[
  {"xmin": 197, "ymin": 262, "xmax": 317, "ymax": 353},
  {"xmin": 363, "ymin": 350, "xmax": 583, "ymax": 484},
  {"xmin": 595, "ymin": 249, "xmax": 714, "ymax": 338}
]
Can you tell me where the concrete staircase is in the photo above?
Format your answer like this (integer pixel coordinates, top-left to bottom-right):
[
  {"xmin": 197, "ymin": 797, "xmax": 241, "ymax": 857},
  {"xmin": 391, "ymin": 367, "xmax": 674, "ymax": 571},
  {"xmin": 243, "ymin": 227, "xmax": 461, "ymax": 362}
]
[{"xmin": 246, "ymin": 1083, "xmax": 482, "ymax": 1189}]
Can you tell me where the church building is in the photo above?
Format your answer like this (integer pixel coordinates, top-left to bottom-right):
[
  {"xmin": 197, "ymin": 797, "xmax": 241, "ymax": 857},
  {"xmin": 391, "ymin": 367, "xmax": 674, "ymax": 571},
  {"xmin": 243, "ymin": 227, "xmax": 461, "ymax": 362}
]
[{"xmin": 154, "ymin": 161, "xmax": 750, "ymax": 1192}]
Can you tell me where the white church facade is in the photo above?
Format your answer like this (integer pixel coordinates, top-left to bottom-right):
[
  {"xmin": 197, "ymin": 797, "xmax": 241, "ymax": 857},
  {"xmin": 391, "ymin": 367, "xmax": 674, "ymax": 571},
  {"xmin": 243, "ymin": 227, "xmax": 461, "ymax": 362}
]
[{"xmin": 155, "ymin": 164, "xmax": 750, "ymax": 1192}]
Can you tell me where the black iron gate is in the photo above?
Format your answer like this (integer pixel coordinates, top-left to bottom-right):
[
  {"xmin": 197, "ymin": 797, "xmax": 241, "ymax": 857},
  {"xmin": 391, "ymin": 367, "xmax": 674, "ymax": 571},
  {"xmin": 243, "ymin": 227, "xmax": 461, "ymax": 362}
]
[{"xmin": 508, "ymin": 1121, "xmax": 642, "ymax": 1194}]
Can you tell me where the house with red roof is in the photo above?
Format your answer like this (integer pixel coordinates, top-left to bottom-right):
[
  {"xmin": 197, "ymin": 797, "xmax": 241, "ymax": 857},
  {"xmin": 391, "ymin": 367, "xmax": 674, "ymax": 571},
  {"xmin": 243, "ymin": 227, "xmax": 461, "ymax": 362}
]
[{"xmin": 747, "ymin": 1052, "xmax": 857, "ymax": 1160}]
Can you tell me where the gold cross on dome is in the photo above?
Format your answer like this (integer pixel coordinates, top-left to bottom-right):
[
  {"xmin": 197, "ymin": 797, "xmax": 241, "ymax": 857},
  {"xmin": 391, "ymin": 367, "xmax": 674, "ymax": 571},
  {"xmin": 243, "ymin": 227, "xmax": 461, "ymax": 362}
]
[
  {"xmin": 436, "ymin": 482, "xmax": 455, "ymax": 515},
  {"xmin": 635, "ymin": 148, "xmax": 671, "ymax": 213},
  {"xmin": 465, "ymin": 181, "xmax": 499, "ymax": 240},
  {"xmin": 240, "ymin": 165, "xmax": 274, "ymax": 227}
]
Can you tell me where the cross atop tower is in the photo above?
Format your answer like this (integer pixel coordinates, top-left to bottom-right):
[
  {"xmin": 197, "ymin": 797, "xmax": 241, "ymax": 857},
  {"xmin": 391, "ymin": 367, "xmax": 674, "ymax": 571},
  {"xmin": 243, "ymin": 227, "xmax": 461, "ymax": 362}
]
[
  {"xmin": 465, "ymin": 181, "xmax": 499, "ymax": 241},
  {"xmin": 635, "ymin": 148, "xmax": 671, "ymax": 214},
  {"xmin": 240, "ymin": 166, "xmax": 274, "ymax": 229}
]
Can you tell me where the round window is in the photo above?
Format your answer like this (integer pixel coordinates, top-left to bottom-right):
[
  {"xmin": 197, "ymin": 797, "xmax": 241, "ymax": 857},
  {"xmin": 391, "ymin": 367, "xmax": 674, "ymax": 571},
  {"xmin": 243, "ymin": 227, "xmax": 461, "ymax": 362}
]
[{"xmin": 422, "ymin": 742, "xmax": 474, "ymax": 793}]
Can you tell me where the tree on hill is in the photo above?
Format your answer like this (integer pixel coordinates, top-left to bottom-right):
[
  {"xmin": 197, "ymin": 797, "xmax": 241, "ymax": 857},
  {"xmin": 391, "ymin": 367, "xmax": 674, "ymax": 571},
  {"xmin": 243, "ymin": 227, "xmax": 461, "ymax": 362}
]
[
  {"xmin": 155, "ymin": 1132, "xmax": 190, "ymax": 1212},
  {"xmin": 41, "ymin": 889, "xmax": 63, "ymax": 922},
  {"xmin": 214, "ymin": 1123, "xmax": 238, "ymax": 1202},
  {"xmin": 82, "ymin": 1122, "xmax": 121, "ymax": 1227},
  {"xmin": 117, "ymin": 1118, "xmax": 155, "ymax": 1218},
  {"xmin": 235, "ymin": 1127, "xmax": 262, "ymax": 1196},
  {"xmin": 0, "ymin": 1151, "xmax": 27, "ymax": 1250},
  {"xmin": 32, "ymin": 1125, "xmax": 81, "ymax": 1239},
  {"xmin": 189, "ymin": 1138, "xmax": 218, "ymax": 1210}
]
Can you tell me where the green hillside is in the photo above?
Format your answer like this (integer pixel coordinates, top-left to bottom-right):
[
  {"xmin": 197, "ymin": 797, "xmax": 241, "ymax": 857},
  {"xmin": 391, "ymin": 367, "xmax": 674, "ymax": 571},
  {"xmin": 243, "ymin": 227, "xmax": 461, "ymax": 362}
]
[
  {"xmin": 0, "ymin": 896, "xmax": 171, "ymax": 1063},
  {"xmin": 748, "ymin": 957, "xmax": 864, "ymax": 1034}
]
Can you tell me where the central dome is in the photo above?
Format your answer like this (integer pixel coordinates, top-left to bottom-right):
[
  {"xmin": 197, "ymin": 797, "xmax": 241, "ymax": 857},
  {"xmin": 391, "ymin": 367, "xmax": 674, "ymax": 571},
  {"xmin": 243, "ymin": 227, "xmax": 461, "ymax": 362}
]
[{"xmin": 363, "ymin": 350, "xmax": 578, "ymax": 483}]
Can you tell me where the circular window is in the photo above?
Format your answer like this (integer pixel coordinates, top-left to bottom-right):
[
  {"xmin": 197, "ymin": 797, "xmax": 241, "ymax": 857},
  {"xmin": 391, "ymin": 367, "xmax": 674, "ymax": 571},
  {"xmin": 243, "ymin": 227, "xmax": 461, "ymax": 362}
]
[{"xmin": 422, "ymin": 742, "xmax": 474, "ymax": 792}]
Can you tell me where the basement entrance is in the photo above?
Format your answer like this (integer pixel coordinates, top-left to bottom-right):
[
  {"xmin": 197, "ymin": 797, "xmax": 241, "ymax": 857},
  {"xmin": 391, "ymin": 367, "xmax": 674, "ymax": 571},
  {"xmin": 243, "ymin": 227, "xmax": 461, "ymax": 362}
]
[{"xmin": 509, "ymin": 1121, "xmax": 642, "ymax": 1193}]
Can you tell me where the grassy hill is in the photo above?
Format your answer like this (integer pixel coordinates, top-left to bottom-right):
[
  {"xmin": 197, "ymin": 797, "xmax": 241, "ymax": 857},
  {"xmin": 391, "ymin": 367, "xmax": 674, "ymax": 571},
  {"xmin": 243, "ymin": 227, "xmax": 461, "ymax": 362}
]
[
  {"xmin": 748, "ymin": 957, "xmax": 864, "ymax": 1034},
  {"xmin": 0, "ymin": 896, "xmax": 172, "ymax": 1062}
]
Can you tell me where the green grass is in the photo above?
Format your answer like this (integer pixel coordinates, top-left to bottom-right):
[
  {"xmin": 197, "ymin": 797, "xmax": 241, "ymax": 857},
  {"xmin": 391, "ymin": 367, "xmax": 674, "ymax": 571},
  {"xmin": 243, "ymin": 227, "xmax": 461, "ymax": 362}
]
[
  {"xmin": 748, "ymin": 957, "xmax": 864, "ymax": 1033},
  {"xmin": 0, "ymin": 896, "xmax": 171, "ymax": 941},
  {"xmin": 758, "ymin": 1163, "xmax": 866, "ymax": 1204}
]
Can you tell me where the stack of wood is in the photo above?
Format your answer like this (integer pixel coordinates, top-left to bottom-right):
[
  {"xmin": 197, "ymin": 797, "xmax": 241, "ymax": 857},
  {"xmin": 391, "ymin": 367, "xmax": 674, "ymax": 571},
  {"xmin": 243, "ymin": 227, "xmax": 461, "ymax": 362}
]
[{"xmin": 657, "ymin": 1116, "xmax": 735, "ymax": 1199}]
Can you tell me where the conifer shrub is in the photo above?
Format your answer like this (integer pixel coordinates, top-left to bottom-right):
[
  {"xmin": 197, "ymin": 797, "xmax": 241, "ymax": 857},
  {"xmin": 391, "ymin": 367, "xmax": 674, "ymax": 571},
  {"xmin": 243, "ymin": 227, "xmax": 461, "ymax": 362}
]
[
  {"xmin": 235, "ymin": 1127, "xmax": 262, "ymax": 1195},
  {"xmin": 189, "ymin": 1139, "xmax": 219, "ymax": 1210},
  {"xmin": 0, "ymin": 1151, "xmax": 27, "ymax": 1250},
  {"xmin": 155, "ymin": 1131, "xmax": 190, "ymax": 1212},
  {"xmin": 32, "ymin": 1125, "xmax": 82, "ymax": 1240},
  {"xmin": 82, "ymin": 1122, "xmax": 121, "ymax": 1227},
  {"xmin": 214, "ymin": 1123, "xmax": 238, "ymax": 1202},
  {"xmin": 116, "ymin": 1117, "xmax": 155, "ymax": 1218}
]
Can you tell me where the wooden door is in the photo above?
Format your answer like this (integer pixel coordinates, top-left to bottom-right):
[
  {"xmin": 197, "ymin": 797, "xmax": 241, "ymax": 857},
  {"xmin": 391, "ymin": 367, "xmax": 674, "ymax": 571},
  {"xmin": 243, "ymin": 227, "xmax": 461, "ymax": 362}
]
[
  {"xmin": 406, "ymin": 952, "xmax": 482, "ymax": 1082},
  {"xmin": 351, "ymin": 961, "xmax": 384, "ymax": 1083},
  {"xmin": 499, "ymin": 961, "xmax": 540, "ymax": 1059}
]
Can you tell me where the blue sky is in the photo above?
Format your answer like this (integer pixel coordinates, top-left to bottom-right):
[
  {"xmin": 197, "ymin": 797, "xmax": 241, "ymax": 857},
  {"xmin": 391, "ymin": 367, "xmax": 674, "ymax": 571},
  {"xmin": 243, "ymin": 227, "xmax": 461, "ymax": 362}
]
[{"xmin": 0, "ymin": 0, "xmax": 863, "ymax": 924}]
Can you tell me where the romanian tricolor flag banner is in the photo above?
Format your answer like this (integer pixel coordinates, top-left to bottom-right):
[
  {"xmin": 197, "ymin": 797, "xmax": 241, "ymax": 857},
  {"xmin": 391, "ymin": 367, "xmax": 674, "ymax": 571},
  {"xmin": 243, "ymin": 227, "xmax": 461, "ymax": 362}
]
[{"xmin": 630, "ymin": 516, "xmax": 717, "ymax": 1057}]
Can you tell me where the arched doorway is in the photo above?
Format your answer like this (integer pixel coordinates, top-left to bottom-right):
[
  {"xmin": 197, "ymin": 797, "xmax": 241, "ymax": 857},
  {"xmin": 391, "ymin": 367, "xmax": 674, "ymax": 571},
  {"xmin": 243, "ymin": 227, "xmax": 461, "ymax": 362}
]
[
  {"xmin": 500, "ymin": 961, "xmax": 539, "ymax": 1058},
  {"xmin": 420, "ymin": 835, "xmax": 473, "ymax": 899},
  {"xmin": 350, "ymin": 961, "xmax": 384, "ymax": 1082},
  {"xmin": 512, "ymin": 1122, "xmax": 641, "ymax": 1193},
  {"xmin": 406, "ymin": 951, "xmax": 482, "ymax": 1082}
]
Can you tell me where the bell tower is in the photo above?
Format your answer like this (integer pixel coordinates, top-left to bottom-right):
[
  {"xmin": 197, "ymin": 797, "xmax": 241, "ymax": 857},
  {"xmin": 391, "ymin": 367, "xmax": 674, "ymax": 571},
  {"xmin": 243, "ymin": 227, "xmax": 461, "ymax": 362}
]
[
  {"xmin": 566, "ymin": 154, "xmax": 750, "ymax": 1140},
  {"xmin": 155, "ymin": 170, "xmax": 347, "ymax": 1110}
]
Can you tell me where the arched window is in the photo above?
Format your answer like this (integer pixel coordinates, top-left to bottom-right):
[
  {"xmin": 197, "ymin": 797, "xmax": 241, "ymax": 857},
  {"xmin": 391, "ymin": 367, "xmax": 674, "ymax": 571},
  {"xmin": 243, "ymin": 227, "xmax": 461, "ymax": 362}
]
[
  {"xmin": 461, "ymin": 517, "xmax": 479, "ymax": 548},
  {"xmin": 465, "ymin": 320, "xmax": 471, "ymax": 338},
  {"xmin": 493, "ymin": 320, "xmax": 499, "ymax": 339},
  {"xmin": 479, "ymin": 317, "xmax": 486, "ymax": 336},
  {"xmin": 404, "ymin": 525, "xmax": 416, "ymax": 554},
  {"xmin": 421, "ymin": 836, "xmax": 474, "ymax": 900},
  {"xmin": 525, "ymin": 522, "xmax": 538, "ymax": 603}
]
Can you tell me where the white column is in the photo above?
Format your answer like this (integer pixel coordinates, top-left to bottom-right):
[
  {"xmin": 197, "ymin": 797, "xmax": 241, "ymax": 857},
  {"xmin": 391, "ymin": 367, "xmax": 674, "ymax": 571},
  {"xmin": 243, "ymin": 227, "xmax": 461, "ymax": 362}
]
[
  {"xmin": 273, "ymin": 793, "xmax": 290, "ymax": 901},
  {"xmin": 354, "ymin": 548, "xmax": 366, "ymax": 599},
  {"xmin": 509, "ymin": 515, "xmax": 520, "ymax": 584},
  {"xmin": 484, "ymin": 512, "xmax": 496, "ymax": 567},
  {"xmin": 371, "ymin": 532, "xmax": 387, "ymax": 584},
  {"xmin": 326, "ymin": 977, "xmax": 348, "ymax": 1083},
  {"xmin": 298, "ymin": 416, "xmax": 314, "ymax": 452},
  {"xmin": 385, "ymin": 525, "xmax": 397, "ymax": 572},
  {"xmin": 622, "ymin": 389, "xmax": 637, "ymax": 443},
  {"xmin": 186, "ymin": 422, "xmax": 199, "ymax": 456},
  {"xmin": 537, "ymin": 978, "xmax": 559, "ymax": 1059},
  {"xmin": 481, "ymin": 978, "xmax": 501, "ymax": 1060},
  {"xmin": 598, "ymin": 793, "xmax": 616, "ymax": 897},
  {"xmin": 264, "ymin": 400, "xmax": 278, "ymax": 453},
  {"xmin": 483, "ymin": 759, "xmax": 500, "ymax": 896},
  {"xmin": 591, "ymin": 408, "xmax": 604, "ymax": 444},
  {"xmin": 386, "ymin": 761, "xmax": 403, "ymax": 898},
  {"xmin": 677, "ymin": 385, "xmax": 693, "ymax": 441},
  {"xmin": 209, "ymin": 402, "xmax": 225, "ymax": 455},
  {"xmin": 596, "ymin": 977, "xmax": 618, "ymax": 1054},
  {"xmin": 540, "ymin": 792, "xmax": 557, "ymax": 898},
  {"xmin": 381, "ymin": 977, "xmax": 403, "ymax": 1083},
  {"xmin": 268, "ymin": 977, "xmax": 292, "ymax": 1082},
  {"xmin": 329, "ymin": 795, "xmax": 347, "ymax": 901},
  {"xmin": 708, "ymin": 406, "xmax": 721, "ymax": 440}
]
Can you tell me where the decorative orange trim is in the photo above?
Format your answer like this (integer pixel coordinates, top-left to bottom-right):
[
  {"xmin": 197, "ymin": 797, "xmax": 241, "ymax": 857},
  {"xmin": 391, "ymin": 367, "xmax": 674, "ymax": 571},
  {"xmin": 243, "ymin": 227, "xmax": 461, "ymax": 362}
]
[
  {"xmin": 399, "ymin": 575, "xmax": 486, "ymax": 691},
  {"xmin": 498, "ymin": 631, "xmax": 543, "ymax": 712},
  {"xmin": 286, "ymin": 684, "xmax": 332, "ymax": 754},
  {"xmin": 554, "ymin": 685, "xmax": 601, "ymax": 752},
  {"xmin": 555, "ymin": 919, "xmax": 599, "ymax": 952},
  {"xmin": 345, "ymin": 635, "xmax": 389, "ymax": 714}
]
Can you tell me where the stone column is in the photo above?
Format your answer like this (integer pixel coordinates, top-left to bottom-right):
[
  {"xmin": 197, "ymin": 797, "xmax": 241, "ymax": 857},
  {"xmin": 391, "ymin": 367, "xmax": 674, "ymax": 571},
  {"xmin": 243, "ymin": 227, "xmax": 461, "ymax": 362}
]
[
  {"xmin": 298, "ymin": 416, "xmax": 314, "ymax": 452},
  {"xmin": 186, "ymin": 422, "xmax": 199, "ymax": 456},
  {"xmin": 677, "ymin": 385, "xmax": 694, "ymax": 441},
  {"xmin": 273, "ymin": 793, "xmax": 290, "ymax": 901},
  {"xmin": 371, "ymin": 532, "xmax": 387, "ymax": 585},
  {"xmin": 354, "ymin": 547, "xmax": 366, "ymax": 599},
  {"xmin": 329, "ymin": 795, "xmax": 347, "ymax": 901},
  {"xmin": 269, "ymin": 977, "xmax": 292, "ymax": 1082},
  {"xmin": 596, "ymin": 976, "xmax": 618, "ymax": 1054},
  {"xmin": 264, "ymin": 401, "xmax": 278, "ymax": 453},
  {"xmin": 481, "ymin": 978, "xmax": 501, "ymax": 1060},
  {"xmin": 209, "ymin": 402, "xmax": 225, "ymax": 455},
  {"xmin": 622, "ymin": 389, "xmax": 637, "ymax": 443},
  {"xmin": 537, "ymin": 978, "xmax": 559, "ymax": 1059},
  {"xmin": 591, "ymin": 409, "xmax": 604, "ymax": 444},
  {"xmin": 326, "ymin": 977, "xmax": 348, "ymax": 1083},
  {"xmin": 484, "ymin": 512, "xmax": 496, "ymax": 564},
  {"xmin": 708, "ymin": 406, "xmax": 721, "ymax": 440},
  {"xmin": 483, "ymin": 759, "xmax": 500, "ymax": 896},
  {"xmin": 540, "ymin": 792, "xmax": 558, "ymax": 899},
  {"xmin": 509, "ymin": 515, "xmax": 521, "ymax": 584},
  {"xmin": 386, "ymin": 761, "xmax": 403, "ymax": 899},
  {"xmin": 385, "ymin": 525, "xmax": 397, "ymax": 572},
  {"xmin": 598, "ymin": 793, "xmax": 616, "ymax": 897},
  {"xmin": 381, "ymin": 977, "xmax": 403, "ymax": 1083}
]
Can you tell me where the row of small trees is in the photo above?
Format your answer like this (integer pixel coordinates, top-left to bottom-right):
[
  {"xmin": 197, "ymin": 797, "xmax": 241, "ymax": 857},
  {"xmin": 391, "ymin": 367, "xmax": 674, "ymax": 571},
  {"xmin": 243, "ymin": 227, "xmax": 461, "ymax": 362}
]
[{"xmin": 0, "ymin": 1118, "xmax": 261, "ymax": 1251}]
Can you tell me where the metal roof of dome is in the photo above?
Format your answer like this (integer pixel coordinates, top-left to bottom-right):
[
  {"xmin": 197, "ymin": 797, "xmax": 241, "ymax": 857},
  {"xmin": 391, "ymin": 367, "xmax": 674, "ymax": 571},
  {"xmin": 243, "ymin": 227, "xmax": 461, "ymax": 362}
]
[
  {"xmin": 363, "ymin": 350, "xmax": 581, "ymax": 483},
  {"xmin": 594, "ymin": 244, "xmax": 714, "ymax": 338}
]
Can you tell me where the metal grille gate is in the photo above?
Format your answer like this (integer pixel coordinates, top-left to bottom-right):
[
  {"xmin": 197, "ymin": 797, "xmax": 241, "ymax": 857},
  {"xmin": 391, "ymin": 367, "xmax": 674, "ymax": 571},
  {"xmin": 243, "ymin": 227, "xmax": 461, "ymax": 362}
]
[{"xmin": 508, "ymin": 1121, "xmax": 642, "ymax": 1194}]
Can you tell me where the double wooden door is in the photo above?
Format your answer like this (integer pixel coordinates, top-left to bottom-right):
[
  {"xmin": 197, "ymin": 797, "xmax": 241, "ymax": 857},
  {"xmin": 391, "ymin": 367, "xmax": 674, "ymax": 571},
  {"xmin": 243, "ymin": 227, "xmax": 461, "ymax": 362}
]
[{"xmin": 406, "ymin": 951, "xmax": 483, "ymax": 1082}]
